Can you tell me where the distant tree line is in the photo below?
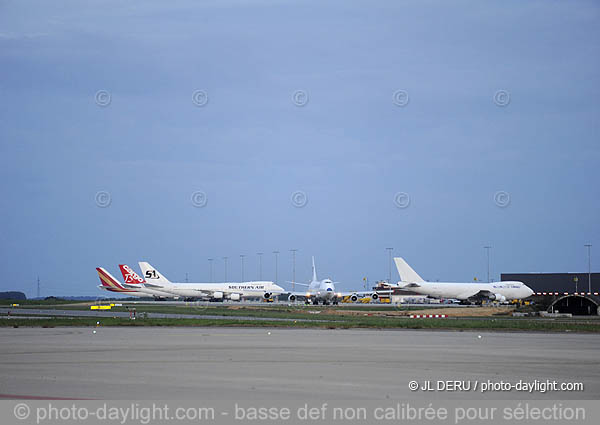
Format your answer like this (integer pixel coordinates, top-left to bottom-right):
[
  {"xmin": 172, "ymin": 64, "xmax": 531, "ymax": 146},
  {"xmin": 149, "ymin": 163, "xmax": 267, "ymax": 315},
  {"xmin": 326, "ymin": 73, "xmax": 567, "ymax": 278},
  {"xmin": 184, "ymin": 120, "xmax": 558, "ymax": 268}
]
[{"xmin": 0, "ymin": 291, "xmax": 26, "ymax": 300}]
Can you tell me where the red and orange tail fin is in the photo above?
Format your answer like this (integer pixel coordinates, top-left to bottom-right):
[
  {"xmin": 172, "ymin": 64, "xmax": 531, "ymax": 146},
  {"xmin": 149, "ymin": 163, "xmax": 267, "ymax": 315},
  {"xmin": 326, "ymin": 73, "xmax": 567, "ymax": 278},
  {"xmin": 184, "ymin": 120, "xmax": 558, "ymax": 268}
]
[
  {"xmin": 96, "ymin": 267, "xmax": 127, "ymax": 291},
  {"xmin": 119, "ymin": 264, "xmax": 146, "ymax": 285}
]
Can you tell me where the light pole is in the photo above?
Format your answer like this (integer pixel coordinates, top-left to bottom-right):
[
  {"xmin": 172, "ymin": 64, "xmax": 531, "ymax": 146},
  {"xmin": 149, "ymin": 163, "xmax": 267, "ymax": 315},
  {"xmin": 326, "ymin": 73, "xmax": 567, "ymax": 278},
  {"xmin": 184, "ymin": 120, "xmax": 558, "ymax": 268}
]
[
  {"xmin": 484, "ymin": 246, "xmax": 491, "ymax": 283},
  {"xmin": 223, "ymin": 257, "xmax": 228, "ymax": 282},
  {"xmin": 585, "ymin": 244, "xmax": 592, "ymax": 293},
  {"xmin": 290, "ymin": 249, "xmax": 298, "ymax": 292},
  {"xmin": 386, "ymin": 248, "xmax": 393, "ymax": 283},
  {"xmin": 208, "ymin": 258, "xmax": 213, "ymax": 283},
  {"xmin": 257, "ymin": 252, "xmax": 263, "ymax": 280},
  {"xmin": 273, "ymin": 251, "xmax": 279, "ymax": 284},
  {"xmin": 240, "ymin": 255, "xmax": 245, "ymax": 282}
]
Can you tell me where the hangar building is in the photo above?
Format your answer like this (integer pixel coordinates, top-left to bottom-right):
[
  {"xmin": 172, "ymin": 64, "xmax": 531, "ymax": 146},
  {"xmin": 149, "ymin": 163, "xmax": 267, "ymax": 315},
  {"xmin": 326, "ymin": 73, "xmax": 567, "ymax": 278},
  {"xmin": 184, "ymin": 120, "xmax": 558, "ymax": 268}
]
[
  {"xmin": 500, "ymin": 272, "xmax": 599, "ymax": 293},
  {"xmin": 501, "ymin": 272, "xmax": 600, "ymax": 315}
]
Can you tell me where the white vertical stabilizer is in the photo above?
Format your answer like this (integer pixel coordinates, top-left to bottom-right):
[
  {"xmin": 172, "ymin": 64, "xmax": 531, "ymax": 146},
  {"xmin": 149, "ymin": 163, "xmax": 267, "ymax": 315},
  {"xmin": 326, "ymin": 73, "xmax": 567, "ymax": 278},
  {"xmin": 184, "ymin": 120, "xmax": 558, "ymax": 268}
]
[
  {"xmin": 138, "ymin": 262, "xmax": 172, "ymax": 284},
  {"xmin": 394, "ymin": 257, "xmax": 425, "ymax": 283}
]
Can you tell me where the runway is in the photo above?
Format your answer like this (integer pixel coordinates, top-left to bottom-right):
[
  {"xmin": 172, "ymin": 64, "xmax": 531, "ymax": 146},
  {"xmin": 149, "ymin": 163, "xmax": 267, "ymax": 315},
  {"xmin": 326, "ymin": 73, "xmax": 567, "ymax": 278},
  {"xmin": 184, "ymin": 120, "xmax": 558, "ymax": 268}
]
[{"xmin": 0, "ymin": 327, "xmax": 598, "ymax": 400}]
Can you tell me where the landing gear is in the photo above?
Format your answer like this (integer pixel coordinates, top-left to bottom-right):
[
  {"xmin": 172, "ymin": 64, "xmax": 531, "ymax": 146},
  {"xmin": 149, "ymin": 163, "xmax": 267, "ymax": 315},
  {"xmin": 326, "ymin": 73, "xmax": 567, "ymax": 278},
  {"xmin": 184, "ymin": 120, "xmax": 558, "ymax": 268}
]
[
  {"xmin": 312, "ymin": 299, "xmax": 319, "ymax": 305},
  {"xmin": 333, "ymin": 299, "xmax": 339, "ymax": 305},
  {"xmin": 322, "ymin": 300, "xmax": 330, "ymax": 306}
]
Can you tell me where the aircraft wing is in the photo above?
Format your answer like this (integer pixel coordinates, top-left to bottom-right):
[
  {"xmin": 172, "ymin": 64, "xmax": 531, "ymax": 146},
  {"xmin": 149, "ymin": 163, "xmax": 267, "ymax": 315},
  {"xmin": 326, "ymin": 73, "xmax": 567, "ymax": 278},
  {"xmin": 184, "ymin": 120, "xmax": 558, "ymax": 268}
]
[
  {"xmin": 286, "ymin": 281, "xmax": 310, "ymax": 287},
  {"xmin": 178, "ymin": 288, "xmax": 212, "ymax": 297},
  {"xmin": 142, "ymin": 283, "xmax": 211, "ymax": 297},
  {"xmin": 338, "ymin": 289, "xmax": 392, "ymax": 297},
  {"xmin": 397, "ymin": 282, "xmax": 421, "ymax": 289},
  {"xmin": 468, "ymin": 290, "xmax": 509, "ymax": 302},
  {"xmin": 460, "ymin": 290, "xmax": 494, "ymax": 301},
  {"xmin": 142, "ymin": 282, "xmax": 165, "ymax": 289}
]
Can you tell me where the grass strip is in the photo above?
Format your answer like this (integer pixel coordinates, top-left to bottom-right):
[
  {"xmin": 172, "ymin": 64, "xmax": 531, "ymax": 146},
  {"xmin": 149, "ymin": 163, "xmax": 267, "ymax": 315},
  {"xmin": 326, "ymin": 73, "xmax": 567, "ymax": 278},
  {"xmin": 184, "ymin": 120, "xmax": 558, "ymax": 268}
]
[{"xmin": 2, "ymin": 316, "xmax": 599, "ymax": 332}]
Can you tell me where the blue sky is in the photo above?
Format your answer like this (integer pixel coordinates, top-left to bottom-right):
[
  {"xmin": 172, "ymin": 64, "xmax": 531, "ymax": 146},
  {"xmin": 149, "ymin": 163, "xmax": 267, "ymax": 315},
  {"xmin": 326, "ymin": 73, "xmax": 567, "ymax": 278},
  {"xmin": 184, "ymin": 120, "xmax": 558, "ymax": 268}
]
[{"xmin": 1, "ymin": 0, "xmax": 598, "ymax": 296}]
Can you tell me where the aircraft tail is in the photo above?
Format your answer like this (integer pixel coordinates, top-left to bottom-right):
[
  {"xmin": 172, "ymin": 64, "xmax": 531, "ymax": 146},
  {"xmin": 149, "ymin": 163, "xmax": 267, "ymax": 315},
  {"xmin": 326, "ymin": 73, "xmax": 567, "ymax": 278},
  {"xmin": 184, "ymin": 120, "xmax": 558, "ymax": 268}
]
[
  {"xmin": 138, "ymin": 262, "xmax": 172, "ymax": 284},
  {"xmin": 119, "ymin": 264, "xmax": 146, "ymax": 285},
  {"xmin": 96, "ymin": 267, "xmax": 129, "ymax": 291},
  {"xmin": 312, "ymin": 256, "xmax": 317, "ymax": 282},
  {"xmin": 394, "ymin": 257, "xmax": 425, "ymax": 283}
]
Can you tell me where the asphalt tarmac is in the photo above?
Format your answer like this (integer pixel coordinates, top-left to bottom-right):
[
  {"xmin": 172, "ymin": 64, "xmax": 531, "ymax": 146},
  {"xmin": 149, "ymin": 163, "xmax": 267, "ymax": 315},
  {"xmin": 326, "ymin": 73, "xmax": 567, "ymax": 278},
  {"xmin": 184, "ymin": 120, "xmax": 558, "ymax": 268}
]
[{"xmin": 0, "ymin": 327, "xmax": 598, "ymax": 400}]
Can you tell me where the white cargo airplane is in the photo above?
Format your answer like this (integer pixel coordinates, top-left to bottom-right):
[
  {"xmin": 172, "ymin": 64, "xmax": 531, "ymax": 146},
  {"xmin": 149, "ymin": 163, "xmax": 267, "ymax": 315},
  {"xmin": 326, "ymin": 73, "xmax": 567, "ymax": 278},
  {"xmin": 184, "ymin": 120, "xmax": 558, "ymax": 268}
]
[
  {"xmin": 287, "ymin": 257, "xmax": 387, "ymax": 305},
  {"xmin": 133, "ymin": 262, "xmax": 285, "ymax": 301},
  {"xmin": 96, "ymin": 267, "xmax": 175, "ymax": 299},
  {"xmin": 393, "ymin": 257, "xmax": 534, "ymax": 302}
]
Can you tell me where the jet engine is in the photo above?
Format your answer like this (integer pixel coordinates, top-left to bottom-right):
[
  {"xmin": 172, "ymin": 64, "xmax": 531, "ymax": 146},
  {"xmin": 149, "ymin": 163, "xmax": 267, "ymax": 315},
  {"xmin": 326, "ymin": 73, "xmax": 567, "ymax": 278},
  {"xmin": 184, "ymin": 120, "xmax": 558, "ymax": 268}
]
[
  {"xmin": 371, "ymin": 293, "xmax": 379, "ymax": 300},
  {"xmin": 263, "ymin": 292, "xmax": 272, "ymax": 299},
  {"xmin": 491, "ymin": 293, "xmax": 506, "ymax": 302},
  {"xmin": 229, "ymin": 293, "xmax": 241, "ymax": 301},
  {"xmin": 212, "ymin": 291, "xmax": 224, "ymax": 300},
  {"xmin": 288, "ymin": 294, "xmax": 297, "ymax": 302},
  {"xmin": 350, "ymin": 294, "xmax": 358, "ymax": 302}
]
